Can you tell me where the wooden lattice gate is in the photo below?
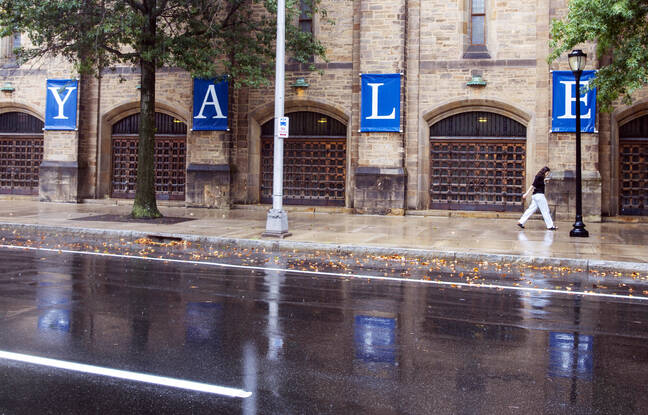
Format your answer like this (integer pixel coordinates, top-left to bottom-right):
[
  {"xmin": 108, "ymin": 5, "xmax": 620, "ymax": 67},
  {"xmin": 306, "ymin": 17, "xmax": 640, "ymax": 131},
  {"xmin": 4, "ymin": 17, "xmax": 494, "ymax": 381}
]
[
  {"xmin": 261, "ymin": 112, "xmax": 346, "ymax": 206},
  {"xmin": 429, "ymin": 112, "xmax": 526, "ymax": 211},
  {"xmin": 0, "ymin": 112, "xmax": 44, "ymax": 195},
  {"xmin": 111, "ymin": 113, "xmax": 186, "ymax": 200},
  {"xmin": 619, "ymin": 115, "xmax": 648, "ymax": 215}
]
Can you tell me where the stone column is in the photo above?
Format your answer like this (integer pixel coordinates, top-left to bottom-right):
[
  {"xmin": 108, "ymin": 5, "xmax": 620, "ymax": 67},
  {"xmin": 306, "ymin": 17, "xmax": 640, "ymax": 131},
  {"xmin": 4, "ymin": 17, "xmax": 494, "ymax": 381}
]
[
  {"xmin": 40, "ymin": 130, "xmax": 80, "ymax": 202},
  {"xmin": 405, "ymin": 0, "xmax": 422, "ymax": 209},
  {"xmin": 352, "ymin": 0, "xmax": 407, "ymax": 215},
  {"xmin": 77, "ymin": 74, "xmax": 101, "ymax": 199},
  {"xmin": 39, "ymin": 69, "xmax": 85, "ymax": 203},
  {"xmin": 546, "ymin": 1, "xmax": 602, "ymax": 222},
  {"xmin": 185, "ymin": 129, "xmax": 231, "ymax": 209}
]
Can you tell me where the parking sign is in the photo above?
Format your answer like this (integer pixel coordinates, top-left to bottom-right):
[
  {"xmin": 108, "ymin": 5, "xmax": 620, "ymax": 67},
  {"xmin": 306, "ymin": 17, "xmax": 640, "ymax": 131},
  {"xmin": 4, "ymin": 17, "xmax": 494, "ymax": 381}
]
[{"xmin": 278, "ymin": 117, "xmax": 289, "ymax": 138}]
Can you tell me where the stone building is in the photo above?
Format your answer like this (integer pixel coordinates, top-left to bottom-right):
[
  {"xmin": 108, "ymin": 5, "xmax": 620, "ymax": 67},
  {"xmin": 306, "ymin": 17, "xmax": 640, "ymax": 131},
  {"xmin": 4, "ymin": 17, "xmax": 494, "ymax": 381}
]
[{"xmin": 0, "ymin": 0, "xmax": 646, "ymax": 221}]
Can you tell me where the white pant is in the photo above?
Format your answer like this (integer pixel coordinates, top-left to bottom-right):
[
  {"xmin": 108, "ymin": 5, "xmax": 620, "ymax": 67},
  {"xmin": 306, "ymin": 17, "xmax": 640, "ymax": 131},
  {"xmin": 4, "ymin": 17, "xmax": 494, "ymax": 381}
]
[{"xmin": 519, "ymin": 193, "xmax": 554, "ymax": 228}]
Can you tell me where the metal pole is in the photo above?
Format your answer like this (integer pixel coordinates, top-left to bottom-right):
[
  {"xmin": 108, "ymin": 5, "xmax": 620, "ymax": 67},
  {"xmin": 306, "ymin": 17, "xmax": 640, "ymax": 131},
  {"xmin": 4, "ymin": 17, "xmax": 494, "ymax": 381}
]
[
  {"xmin": 263, "ymin": 0, "xmax": 291, "ymax": 238},
  {"xmin": 570, "ymin": 71, "xmax": 589, "ymax": 237}
]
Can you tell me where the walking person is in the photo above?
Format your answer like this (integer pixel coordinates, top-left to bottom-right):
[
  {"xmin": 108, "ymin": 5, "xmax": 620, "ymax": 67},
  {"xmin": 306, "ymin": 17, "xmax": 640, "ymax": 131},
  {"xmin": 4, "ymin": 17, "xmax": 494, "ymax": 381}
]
[{"xmin": 517, "ymin": 166, "xmax": 557, "ymax": 230}]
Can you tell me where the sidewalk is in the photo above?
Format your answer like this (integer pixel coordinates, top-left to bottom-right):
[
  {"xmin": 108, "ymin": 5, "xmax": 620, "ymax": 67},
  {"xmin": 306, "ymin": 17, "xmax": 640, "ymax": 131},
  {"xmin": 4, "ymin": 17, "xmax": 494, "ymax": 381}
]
[{"xmin": 0, "ymin": 200, "xmax": 646, "ymax": 272}]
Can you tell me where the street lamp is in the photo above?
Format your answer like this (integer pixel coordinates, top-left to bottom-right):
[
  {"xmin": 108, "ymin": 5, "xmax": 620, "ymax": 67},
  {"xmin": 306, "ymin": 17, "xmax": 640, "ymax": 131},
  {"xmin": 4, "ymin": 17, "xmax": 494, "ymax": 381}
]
[{"xmin": 568, "ymin": 49, "xmax": 589, "ymax": 237}]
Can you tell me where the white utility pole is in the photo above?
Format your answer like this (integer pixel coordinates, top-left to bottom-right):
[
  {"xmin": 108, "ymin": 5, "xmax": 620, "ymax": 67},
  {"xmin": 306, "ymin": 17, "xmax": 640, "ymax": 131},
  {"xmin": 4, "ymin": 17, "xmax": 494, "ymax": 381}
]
[{"xmin": 263, "ymin": 0, "xmax": 291, "ymax": 238}]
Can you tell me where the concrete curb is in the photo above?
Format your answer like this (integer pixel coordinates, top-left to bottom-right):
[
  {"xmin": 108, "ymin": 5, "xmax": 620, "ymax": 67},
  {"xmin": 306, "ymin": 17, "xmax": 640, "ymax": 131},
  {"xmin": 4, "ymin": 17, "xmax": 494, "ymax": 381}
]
[{"xmin": 1, "ymin": 221, "xmax": 646, "ymax": 275}]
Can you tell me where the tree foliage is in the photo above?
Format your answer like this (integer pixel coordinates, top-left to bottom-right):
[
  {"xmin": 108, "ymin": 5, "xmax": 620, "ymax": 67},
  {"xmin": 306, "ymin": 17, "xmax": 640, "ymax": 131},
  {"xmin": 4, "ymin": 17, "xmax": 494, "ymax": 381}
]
[
  {"xmin": 549, "ymin": 0, "xmax": 648, "ymax": 111},
  {"xmin": 0, "ymin": 0, "xmax": 329, "ymax": 217},
  {"xmin": 0, "ymin": 0, "xmax": 328, "ymax": 85}
]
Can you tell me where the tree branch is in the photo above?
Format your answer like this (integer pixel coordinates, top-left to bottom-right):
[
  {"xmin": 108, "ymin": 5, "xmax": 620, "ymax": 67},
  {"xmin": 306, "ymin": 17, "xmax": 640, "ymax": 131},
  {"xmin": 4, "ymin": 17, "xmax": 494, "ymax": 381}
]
[
  {"xmin": 101, "ymin": 44, "xmax": 139, "ymax": 60},
  {"xmin": 153, "ymin": 0, "xmax": 169, "ymax": 17},
  {"xmin": 124, "ymin": 0, "xmax": 146, "ymax": 13}
]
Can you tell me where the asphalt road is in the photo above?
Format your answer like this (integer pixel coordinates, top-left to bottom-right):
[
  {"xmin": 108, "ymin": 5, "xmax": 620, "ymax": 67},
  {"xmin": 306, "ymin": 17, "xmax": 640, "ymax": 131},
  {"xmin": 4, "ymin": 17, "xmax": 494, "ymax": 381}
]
[{"xmin": 0, "ymin": 246, "xmax": 647, "ymax": 414}]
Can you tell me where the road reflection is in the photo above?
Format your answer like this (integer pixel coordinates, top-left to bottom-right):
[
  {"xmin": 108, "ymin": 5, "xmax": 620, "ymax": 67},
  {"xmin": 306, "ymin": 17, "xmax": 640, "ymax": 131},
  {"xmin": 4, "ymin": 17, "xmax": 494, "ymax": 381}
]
[{"xmin": 1, "ymin": 250, "xmax": 646, "ymax": 413}]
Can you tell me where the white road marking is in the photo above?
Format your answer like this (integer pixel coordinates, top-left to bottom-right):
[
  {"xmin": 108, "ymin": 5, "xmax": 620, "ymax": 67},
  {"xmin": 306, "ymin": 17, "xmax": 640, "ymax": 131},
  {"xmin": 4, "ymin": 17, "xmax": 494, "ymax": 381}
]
[
  {"xmin": 0, "ymin": 350, "xmax": 251, "ymax": 398},
  {"xmin": 0, "ymin": 244, "xmax": 645, "ymax": 301}
]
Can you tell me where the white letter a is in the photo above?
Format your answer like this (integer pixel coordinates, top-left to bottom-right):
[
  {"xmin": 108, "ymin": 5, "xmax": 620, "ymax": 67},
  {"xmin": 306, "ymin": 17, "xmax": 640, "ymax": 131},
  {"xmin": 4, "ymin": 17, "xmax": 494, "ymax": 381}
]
[{"xmin": 195, "ymin": 84, "xmax": 226, "ymax": 119}]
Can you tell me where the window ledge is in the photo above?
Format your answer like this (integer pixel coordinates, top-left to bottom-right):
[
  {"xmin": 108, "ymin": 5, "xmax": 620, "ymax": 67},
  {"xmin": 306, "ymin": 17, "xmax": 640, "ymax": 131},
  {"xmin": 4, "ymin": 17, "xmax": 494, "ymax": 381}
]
[{"xmin": 463, "ymin": 45, "xmax": 490, "ymax": 60}]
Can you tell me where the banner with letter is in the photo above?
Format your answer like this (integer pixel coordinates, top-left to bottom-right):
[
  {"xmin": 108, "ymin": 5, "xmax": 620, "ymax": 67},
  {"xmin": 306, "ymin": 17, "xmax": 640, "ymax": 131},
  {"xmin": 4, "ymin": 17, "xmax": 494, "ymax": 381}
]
[
  {"xmin": 45, "ymin": 79, "xmax": 78, "ymax": 130},
  {"xmin": 360, "ymin": 73, "xmax": 401, "ymax": 132},
  {"xmin": 192, "ymin": 78, "xmax": 228, "ymax": 131},
  {"xmin": 551, "ymin": 70, "xmax": 597, "ymax": 132}
]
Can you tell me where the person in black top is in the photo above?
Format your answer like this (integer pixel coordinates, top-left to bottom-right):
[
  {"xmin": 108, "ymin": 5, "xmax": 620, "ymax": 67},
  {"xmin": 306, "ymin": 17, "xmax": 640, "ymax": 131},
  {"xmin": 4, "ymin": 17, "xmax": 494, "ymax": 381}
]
[{"xmin": 517, "ymin": 166, "xmax": 556, "ymax": 230}]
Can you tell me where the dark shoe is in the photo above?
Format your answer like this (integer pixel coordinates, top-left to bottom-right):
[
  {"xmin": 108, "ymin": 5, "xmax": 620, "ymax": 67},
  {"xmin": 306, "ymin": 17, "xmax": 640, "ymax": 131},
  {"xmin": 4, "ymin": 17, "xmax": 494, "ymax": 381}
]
[
  {"xmin": 517, "ymin": 223, "xmax": 524, "ymax": 229},
  {"xmin": 548, "ymin": 227, "xmax": 557, "ymax": 231}
]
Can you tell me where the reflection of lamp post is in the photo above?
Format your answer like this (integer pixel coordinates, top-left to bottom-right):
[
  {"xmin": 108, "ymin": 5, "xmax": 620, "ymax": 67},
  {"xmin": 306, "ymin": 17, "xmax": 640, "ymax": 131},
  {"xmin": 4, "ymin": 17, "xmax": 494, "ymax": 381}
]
[{"xmin": 568, "ymin": 49, "xmax": 589, "ymax": 238}]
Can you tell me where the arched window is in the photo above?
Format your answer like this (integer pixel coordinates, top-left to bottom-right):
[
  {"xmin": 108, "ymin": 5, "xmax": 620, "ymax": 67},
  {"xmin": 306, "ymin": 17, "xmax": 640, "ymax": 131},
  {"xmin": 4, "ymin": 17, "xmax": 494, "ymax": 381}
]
[
  {"xmin": 430, "ymin": 111, "xmax": 525, "ymax": 137},
  {"xmin": 619, "ymin": 115, "xmax": 648, "ymax": 215},
  {"xmin": 261, "ymin": 111, "xmax": 346, "ymax": 206},
  {"xmin": 111, "ymin": 112, "xmax": 186, "ymax": 200},
  {"xmin": 0, "ymin": 112, "xmax": 44, "ymax": 195},
  {"xmin": 429, "ymin": 111, "xmax": 526, "ymax": 211},
  {"xmin": 112, "ymin": 112, "xmax": 187, "ymax": 135}
]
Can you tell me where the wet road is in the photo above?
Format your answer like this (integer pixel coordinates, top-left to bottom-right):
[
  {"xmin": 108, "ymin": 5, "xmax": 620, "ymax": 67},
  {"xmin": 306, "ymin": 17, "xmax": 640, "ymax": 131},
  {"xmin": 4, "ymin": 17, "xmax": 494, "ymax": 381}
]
[{"xmin": 1, "ymin": 247, "xmax": 647, "ymax": 414}]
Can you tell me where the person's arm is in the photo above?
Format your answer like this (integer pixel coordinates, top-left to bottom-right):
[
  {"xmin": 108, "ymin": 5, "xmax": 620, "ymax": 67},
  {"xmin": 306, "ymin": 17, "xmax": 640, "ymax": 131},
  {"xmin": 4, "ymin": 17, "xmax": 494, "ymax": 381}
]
[{"xmin": 522, "ymin": 185, "xmax": 534, "ymax": 200}]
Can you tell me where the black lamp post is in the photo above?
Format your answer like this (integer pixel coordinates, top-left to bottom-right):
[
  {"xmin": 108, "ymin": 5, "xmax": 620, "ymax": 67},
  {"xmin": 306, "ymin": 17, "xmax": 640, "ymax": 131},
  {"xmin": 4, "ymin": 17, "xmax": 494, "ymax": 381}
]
[{"xmin": 568, "ymin": 49, "xmax": 589, "ymax": 237}]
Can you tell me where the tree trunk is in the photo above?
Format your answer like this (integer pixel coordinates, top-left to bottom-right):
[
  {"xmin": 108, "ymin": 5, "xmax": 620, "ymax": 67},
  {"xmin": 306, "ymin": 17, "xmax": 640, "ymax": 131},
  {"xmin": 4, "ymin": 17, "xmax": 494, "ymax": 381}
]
[{"xmin": 132, "ymin": 4, "xmax": 161, "ymax": 219}]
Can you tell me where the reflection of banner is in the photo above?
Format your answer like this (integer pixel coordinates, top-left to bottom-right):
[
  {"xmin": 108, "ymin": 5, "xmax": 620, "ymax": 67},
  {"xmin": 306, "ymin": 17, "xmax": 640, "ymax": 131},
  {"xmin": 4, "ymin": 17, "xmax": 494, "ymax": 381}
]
[
  {"xmin": 354, "ymin": 315, "xmax": 396, "ymax": 363},
  {"xmin": 551, "ymin": 70, "xmax": 596, "ymax": 132},
  {"xmin": 185, "ymin": 302, "xmax": 223, "ymax": 344},
  {"xmin": 192, "ymin": 78, "xmax": 229, "ymax": 131},
  {"xmin": 37, "ymin": 285, "xmax": 71, "ymax": 332},
  {"xmin": 45, "ymin": 79, "xmax": 78, "ymax": 130},
  {"xmin": 360, "ymin": 74, "xmax": 401, "ymax": 132},
  {"xmin": 38, "ymin": 310, "xmax": 71, "ymax": 332},
  {"xmin": 548, "ymin": 332, "xmax": 593, "ymax": 380}
]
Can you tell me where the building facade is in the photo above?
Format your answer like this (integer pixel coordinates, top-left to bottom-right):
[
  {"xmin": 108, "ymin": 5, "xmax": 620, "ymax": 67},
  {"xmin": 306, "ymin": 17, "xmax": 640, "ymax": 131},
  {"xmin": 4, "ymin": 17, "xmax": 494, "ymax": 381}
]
[{"xmin": 0, "ymin": 0, "xmax": 646, "ymax": 220}]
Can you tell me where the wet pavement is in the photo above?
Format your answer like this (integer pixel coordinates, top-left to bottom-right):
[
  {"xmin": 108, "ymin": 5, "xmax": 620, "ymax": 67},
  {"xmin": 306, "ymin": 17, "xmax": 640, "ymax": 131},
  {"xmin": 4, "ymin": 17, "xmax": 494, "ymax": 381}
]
[
  {"xmin": 0, "ymin": 200, "xmax": 646, "ymax": 272},
  {"xmin": 1, "ymin": 226, "xmax": 646, "ymax": 298},
  {"xmin": 1, "ymin": 247, "xmax": 648, "ymax": 414}
]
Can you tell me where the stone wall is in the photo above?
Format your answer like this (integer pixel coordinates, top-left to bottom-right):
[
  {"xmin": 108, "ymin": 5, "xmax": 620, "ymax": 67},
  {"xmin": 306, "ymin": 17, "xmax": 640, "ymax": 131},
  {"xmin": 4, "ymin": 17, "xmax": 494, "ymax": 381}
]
[{"xmin": 0, "ymin": 0, "xmax": 643, "ymax": 220}]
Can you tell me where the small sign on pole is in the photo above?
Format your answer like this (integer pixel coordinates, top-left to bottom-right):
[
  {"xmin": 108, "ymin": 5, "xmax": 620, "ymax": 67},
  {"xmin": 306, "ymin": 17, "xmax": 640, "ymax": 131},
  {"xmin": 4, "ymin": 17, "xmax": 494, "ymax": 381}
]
[{"xmin": 278, "ymin": 116, "xmax": 289, "ymax": 138}]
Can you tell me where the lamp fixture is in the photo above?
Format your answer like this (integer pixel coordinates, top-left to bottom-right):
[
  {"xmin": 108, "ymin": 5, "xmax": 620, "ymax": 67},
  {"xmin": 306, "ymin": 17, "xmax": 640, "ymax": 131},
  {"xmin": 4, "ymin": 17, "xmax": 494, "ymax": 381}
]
[
  {"xmin": 291, "ymin": 77, "xmax": 310, "ymax": 96},
  {"xmin": 467, "ymin": 75, "xmax": 487, "ymax": 87},
  {"xmin": 0, "ymin": 82, "xmax": 15, "ymax": 92},
  {"xmin": 568, "ymin": 49, "xmax": 587, "ymax": 73}
]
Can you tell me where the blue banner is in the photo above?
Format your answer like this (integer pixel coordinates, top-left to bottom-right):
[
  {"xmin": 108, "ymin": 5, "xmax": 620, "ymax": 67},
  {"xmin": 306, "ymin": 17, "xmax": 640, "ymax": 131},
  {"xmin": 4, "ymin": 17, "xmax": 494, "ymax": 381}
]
[
  {"xmin": 45, "ymin": 79, "xmax": 78, "ymax": 130},
  {"xmin": 192, "ymin": 78, "xmax": 228, "ymax": 131},
  {"xmin": 552, "ymin": 70, "xmax": 596, "ymax": 132},
  {"xmin": 361, "ymin": 74, "xmax": 401, "ymax": 132}
]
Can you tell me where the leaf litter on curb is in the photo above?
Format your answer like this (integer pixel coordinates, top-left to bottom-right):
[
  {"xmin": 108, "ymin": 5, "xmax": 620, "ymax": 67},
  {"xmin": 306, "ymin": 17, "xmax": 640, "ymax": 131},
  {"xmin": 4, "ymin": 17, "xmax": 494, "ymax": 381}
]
[{"xmin": 0, "ymin": 227, "xmax": 646, "ymax": 299}]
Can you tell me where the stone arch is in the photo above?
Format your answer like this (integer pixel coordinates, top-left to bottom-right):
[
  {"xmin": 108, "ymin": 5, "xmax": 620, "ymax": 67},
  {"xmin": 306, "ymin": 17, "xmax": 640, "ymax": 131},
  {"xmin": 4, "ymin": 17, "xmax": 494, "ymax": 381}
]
[
  {"xmin": 249, "ymin": 98, "xmax": 350, "ymax": 127},
  {"xmin": 246, "ymin": 99, "xmax": 351, "ymax": 205},
  {"xmin": 0, "ymin": 103, "xmax": 44, "ymax": 121},
  {"xmin": 97, "ymin": 100, "xmax": 189, "ymax": 198},
  {"xmin": 420, "ymin": 99, "xmax": 533, "ymax": 211},
  {"xmin": 423, "ymin": 98, "xmax": 532, "ymax": 127}
]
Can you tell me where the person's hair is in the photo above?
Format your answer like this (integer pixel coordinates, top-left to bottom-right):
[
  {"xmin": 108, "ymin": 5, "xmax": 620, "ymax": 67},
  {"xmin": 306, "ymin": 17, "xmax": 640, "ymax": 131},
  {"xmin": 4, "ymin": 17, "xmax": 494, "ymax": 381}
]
[{"xmin": 536, "ymin": 166, "xmax": 551, "ymax": 180}]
